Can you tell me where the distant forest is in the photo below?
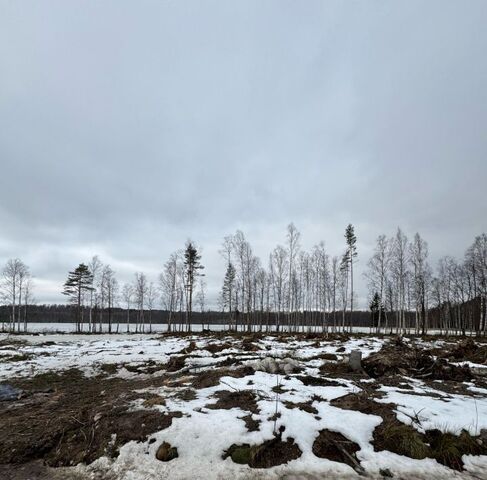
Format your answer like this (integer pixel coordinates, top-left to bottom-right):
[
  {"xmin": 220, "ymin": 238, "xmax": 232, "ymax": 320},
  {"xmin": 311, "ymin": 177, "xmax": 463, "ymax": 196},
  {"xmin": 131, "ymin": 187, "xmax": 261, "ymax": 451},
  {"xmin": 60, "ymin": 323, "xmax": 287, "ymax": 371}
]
[
  {"xmin": 1, "ymin": 224, "xmax": 486, "ymax": 335},
  {"xmin": 0, "ymin": 302, "xmax": 483, "ymax": 335}
]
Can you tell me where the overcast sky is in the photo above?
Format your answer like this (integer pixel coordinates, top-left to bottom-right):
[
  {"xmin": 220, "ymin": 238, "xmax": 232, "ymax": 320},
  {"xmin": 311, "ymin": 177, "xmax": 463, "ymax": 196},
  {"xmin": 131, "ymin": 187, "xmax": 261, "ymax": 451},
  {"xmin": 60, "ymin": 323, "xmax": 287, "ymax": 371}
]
[{"xmin": 0, "ymin": 1, "xmax": 486, "ymax": 308}]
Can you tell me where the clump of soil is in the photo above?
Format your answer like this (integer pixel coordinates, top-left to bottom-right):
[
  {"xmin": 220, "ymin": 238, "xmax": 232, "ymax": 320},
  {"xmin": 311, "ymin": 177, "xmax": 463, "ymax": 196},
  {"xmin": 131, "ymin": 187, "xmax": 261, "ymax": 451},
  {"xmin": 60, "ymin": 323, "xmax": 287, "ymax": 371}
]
[
  {"xmin": 205, "ymin": 342, "xmax": 233, "ymax": 354},
  {"xmin": 296, "ymin": 375, "xmax": 341, "ymax": 387},
  {"xmin": 173, "ymin": 388, "xmax": 197, "ymax": 401},
  {"xmin": 376, "ymin": 423, "xmax": 430, "ymax": 460},
  {"xmin": 240, "ymin": 414, "xmax": 260, "ymax": 432},
  {"xmin": 321, "ymin": 353, "xmax": 338, "ymax": 361},
  {"xmin": 312, "ymin": 429, "xmax": 363, "ymax": 473},
  {"xmin": 241, "ymin": 338, "xmax": 261, "ymax": 352},
  {"xmin": 2, "ymin": 353, "xmax": 32, "ymax": 362},
  {"xmin": 143, "ymin": 395, "xmax": 166, "ymax": 407},
  {"xmin": 165, "ymin": 355, "xmax": 187, "ymax": 372},
  {"xmin": 124, "ymin": 360, "xmax": 166, "ymax": 375},
  {"xmin": 224, "ymin": 428, "xmax": 301, "ymax": 468},
  {"xmin": 441, "ymin": 338, "xmax": 487, "ymax": 365},
  {"xmin": 99, "ymin": 363, "xmax": 118, "ymax": 375},
  {"xmin": 319, "ymin": 360, "xmax": 366, "ymax": 380},
  {"xmin": 363, "ymin": 342, "xmax": 472, "ymax": 381},
  {"xmin": 155, "ymin": 441, "xmax": 178, "ymax": 462},
  {"xmin": 283, "ymin": 400, "xmax": 318, "ymax": 414},
  {"xmin": 206, "ymin": 389, "xmax": 259, "ymax": 414},
  {"xmin": 425, "ymin": 428, "xmax": 487, "ymax": 470},
  {"xmin": 330, "ymin": 392, "xmax": 392, "ymax": 418},
  {"xmin": 174, "ymin": 341, "xmax": 197, "ymax": 355},
  {"xmin": 375, "ymin": 423, "xmax": 487, "ymax": 470}
]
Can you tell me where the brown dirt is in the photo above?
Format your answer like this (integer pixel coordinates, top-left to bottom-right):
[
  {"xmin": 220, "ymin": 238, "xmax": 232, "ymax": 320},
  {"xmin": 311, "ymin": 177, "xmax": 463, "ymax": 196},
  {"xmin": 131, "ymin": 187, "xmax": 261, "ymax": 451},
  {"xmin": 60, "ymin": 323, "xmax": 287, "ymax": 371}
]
[
  {"xmin": 0, "ymin": 460, "xmax": 81, "ymax": 480},
  {"xmin": 296, "ymin": 375, "xmax": 342, "ymax": 387},
  {"xmin": 224, "ymin": 431, "xmax": 302, "ymax": 468},
  {"xmin": 312, "ymin": 429, "xmax": 362, "ymax": 472},
  {"xmin": 123, "ymin": 360, "xmax": 166, "ymax": 375},
  {"xmin": 440, "ymin": 338, "xmax": 487, "ymax": 364},
  {"xmin": 206, "ymin": 389, "xmax": 259, "ymax": 414},
  {"xmin": 165, "ymin": 355, "xmax": 187, "ymax": 372},
  {"xmin": 240, "ymin": 414, "xmax": 260, "ymax": 432},
  {"xmin": 331, "ymin": 392, "xmax": 393, "ymax": 418},
  {"xmin": 0, "ymin": 369, "xmax": 182, "ymax": 467},
  {"xmin": 283, "ymin": 400, "xmax": 318, "ymax": 414},
  {"xmin": 319, "ymin": 361, "xmax": 367, "ymax": 381},
  {"xmin": 321, "ymin": 353, "xmax": 338, "ymax": 361},
  {"xmin": 205, "ymin": 342, "xmax": 233, "ymax": 354},
  {"xmin": 241, "ymin": 338, "xmax": 261, "ymax": 352},
  {"xmin": 174, "ymin": 341, "xmax": 197, "ymax": 355},
  {"xmin": 363, "ymin": 342, "xmax": 473, "ymax": 381}
]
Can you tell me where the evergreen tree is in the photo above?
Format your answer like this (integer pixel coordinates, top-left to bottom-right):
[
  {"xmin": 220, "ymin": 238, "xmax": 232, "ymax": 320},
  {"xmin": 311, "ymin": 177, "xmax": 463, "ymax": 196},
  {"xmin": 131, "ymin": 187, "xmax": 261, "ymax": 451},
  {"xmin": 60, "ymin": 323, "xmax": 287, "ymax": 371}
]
[
  {"xmin": 62, "ymin": 263, "xmax": 94, "ymax": 332},
  {"xmin": 343, "ymin": 224, "xmax": 358, "ymax": 331},
  {"xmin": 221, "ymin": 262, "xmax": 236, "ymax": 329},
  {"xmin": 369, "ymin": 292, "xmax": 382, "ymax": 331},
  {"xmin": 183, "ymin": 241, "xmax": 204, "ymax": 332}
]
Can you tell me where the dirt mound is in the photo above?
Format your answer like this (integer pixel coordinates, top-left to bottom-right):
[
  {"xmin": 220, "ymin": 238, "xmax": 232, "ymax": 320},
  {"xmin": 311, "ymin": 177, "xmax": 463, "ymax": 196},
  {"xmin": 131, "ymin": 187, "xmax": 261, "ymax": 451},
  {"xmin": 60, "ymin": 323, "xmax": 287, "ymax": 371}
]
[
  {"xmin": 283, "ymin": 400, "xmax": 318, "ymax": 414},
  {"xmin": 296, "ymin": 375, "xmax": 341, "ymax": 387},
  {"xmin": 241, "ymin": 337, "xmax": 261, "ymax": 352},
  {"xmin": 240, "ymin": 414, "xmax": 260, "ymax": 432},
  {"xmin": 206, "ymin": 389, "xmax": 259, "ymax": 413},
  {"xmin": 331, "ymin": 393, "xmax": 395, "ymax": 420},
  {"xmin": 224, "ymin": 428, "xmax": 301, "ymax": 468},
  {"xmin": 374, "ymin": 422, "xmax": 487, "ymax": 471},
  {"xmin": 319, "ymin": 360, "xmax": 366, "ymax": 380},
  {"xmin": 363, "ymin": 342, "xmax": 472, "ymax": 381},
  {"xmin": 49, "ymin": 408, "xmax": 180, "ymax": 466},
  {"xmin": 204, "ymin": 342, "xmax": 233, "ymax": 354},
  {"xmin": 312, "ymin": 429, "xmax": 363, "ymax": 473},
  {"xmin": 165, "ymin": 355, "xmax": 187, "ymax": 372},
  {"xmin": 174, "ymin": 341, "xmax": 197, "ymax": 355},
  {"xmin": 441, "ymin": 338, "xmax": 487, "ymax": 364}
]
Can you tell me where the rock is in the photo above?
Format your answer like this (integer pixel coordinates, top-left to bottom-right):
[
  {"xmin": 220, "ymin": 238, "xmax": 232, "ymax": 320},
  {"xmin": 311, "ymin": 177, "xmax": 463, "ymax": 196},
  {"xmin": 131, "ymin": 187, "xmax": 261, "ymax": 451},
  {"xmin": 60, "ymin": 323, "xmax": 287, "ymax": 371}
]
[
  {"xmin": 279, "ymin": 358, "xmax": 299, "ymax": 374},
  {"xmin": 156, "ymin": 441, "xmax": 178, "ymax": 462},
  {"xmin": 348, "ymin": 350, "xmax": 363, "ymax": 372},
  {"xmin": 250, "ymin": 357, "xmax": 299, "ymax": 374}
]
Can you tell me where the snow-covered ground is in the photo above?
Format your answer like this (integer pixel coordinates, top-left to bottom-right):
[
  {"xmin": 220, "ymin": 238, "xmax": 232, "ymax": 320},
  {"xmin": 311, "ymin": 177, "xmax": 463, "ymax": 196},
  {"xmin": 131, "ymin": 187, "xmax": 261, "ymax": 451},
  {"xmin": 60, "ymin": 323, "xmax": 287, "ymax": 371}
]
[{"xmin": 1, "ymin": 333, "xmax": 486, "ymax": 479}]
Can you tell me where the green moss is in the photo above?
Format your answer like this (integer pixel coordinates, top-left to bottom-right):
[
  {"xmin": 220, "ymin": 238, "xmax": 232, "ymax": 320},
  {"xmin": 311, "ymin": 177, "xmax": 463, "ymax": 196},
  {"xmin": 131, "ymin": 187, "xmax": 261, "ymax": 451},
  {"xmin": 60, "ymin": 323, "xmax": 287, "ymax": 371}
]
[
  {"xmin": 383, "ymin": 424, "xmax": 430, "ymax": 459},
  {"xmin": 230, "ymin": 445, "xmax": 252, "ymax": 464}
]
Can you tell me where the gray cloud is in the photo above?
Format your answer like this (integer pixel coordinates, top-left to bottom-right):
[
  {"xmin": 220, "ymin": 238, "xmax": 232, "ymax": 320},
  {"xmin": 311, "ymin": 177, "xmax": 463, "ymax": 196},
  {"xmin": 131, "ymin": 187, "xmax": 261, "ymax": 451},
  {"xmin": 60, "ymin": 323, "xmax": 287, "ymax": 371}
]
[{"xmin": 0, "ymin": 0, "xmax": 486, "ymax": 305}]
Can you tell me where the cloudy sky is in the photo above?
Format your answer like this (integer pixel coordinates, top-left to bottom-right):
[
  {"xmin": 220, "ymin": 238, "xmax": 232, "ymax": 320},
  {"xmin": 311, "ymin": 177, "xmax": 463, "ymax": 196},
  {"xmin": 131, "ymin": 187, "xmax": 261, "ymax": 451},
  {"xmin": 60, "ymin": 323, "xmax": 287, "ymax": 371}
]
[{"xmin": 1, "ymin": 1, "xmax": 486, "ymax": 307}]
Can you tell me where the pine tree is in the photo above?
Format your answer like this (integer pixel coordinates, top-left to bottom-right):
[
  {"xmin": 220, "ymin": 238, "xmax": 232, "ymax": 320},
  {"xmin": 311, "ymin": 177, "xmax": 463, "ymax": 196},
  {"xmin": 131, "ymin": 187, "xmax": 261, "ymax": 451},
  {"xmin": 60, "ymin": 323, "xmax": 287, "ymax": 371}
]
[
  {"xmin": 370, "ymin": 292, "xmax": 382, "ymax": 331},
  {"xmin": 343, "ymin": 224, "xmax": 358, "ymax": 332},
  {"xmin": 184, "ymin": 241, "xmax": 204, "ymax": 332},
  {"xmin": 62, "ymin": 263, "xmax": 94, "ymax": 332},
  {"xmin": 221, "ymin": 262, "xmax": 236, "ymax": 329}
]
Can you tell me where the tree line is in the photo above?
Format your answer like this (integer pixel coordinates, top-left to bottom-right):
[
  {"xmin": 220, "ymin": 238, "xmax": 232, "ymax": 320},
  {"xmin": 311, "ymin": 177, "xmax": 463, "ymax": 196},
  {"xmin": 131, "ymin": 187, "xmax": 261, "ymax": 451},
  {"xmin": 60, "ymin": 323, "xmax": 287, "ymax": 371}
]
[{"xmin": 1, "ymin": 226, "xmax": 486, "ymax": 335}]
